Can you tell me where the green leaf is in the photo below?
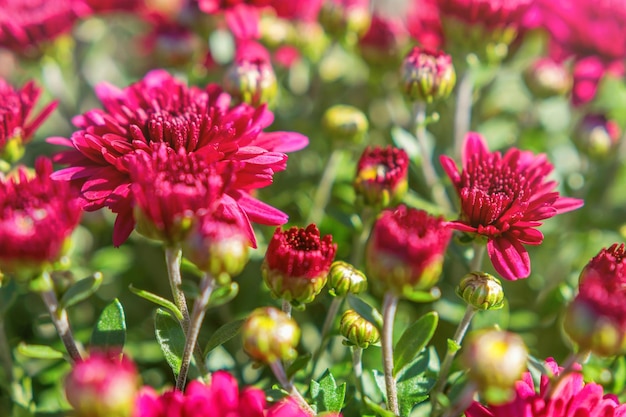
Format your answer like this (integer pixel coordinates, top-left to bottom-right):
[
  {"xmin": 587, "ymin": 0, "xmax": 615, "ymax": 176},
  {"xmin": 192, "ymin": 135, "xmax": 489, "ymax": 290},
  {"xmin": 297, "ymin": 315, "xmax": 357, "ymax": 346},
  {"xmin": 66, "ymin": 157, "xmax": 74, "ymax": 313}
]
[
  {"xmin": 59, "ymin": 272, "xmax": 103, "ymax": 310},
  {"xmin": 363, "ymin": 396, "xmax": 397, "ymax": 417},
  {"xmin": 0, "ymin": 279, "xmax": 17, "ymax": 315},
  {"xmin": 393, "ymin": 312, "xmax": 439, "ymax": 376},
  {"xmin": 402, "ymin": 287, "xmax": 441, "ymax": 304},
  {"xmin": 208, "ymin": 282, "xmax": 239, "ymax": 308},
  {"xmin": 310, "ymin": 370, "xmax": 346, "ymax": 413},
  {"xmin": 16, "ymin": 343, "xmax": 64, "ymax": 360},
  {"xmin": 203, "ymin": 319, "xmax": 245, "ymax": 356},
  {"xmin": 348, "ymin": 295, "xmax": 383, "ymax": 329},
  {"xmin": 396, "ymin": 349, "xmax": 437, "ymax": 416},
  {"xmin": 155, "ymin": 308, "xmax": 185, "ymax": 376},
  {"xmin": 446, "ymin": 339, "xmax": 461, "ymax": 354},
  {"xmin": 180, "ymin": 257, "xmax": 204, "ymax": 278},
  {"xmin": 90, "ymin": 299, "xmax": 126, "ymax": 349},
  {"xmin": 287, "ymin": 353, "xmax": 311, "ymax": 379},
  {"xmin": 129, "ymin": 284, "xmax": 183, "ymax": 322},
  {"xmin": 391, "ymin": 126, "xmax": 420, "ymax": 158}
]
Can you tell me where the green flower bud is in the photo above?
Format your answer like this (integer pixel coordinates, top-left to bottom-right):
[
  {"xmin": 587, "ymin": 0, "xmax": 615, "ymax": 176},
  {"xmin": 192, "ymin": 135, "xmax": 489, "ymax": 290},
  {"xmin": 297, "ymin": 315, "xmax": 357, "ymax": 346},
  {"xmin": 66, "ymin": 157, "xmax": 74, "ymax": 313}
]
[
  {"xmin": 327, "ymin": 261, "xmax": 367, "ymax": 297},
  {"xmin": 523, "ymin": 58, "xmax": 572, "ymax": 99},
  {"xmin": 242, "ymin": 307, "xmax": 301, "ymax": 364},
  {"xmin": 456, "ymin": 272, "xmax": 504, "ymax": 310},
  {"xmin": 340, "ymin": 309, "xmax": 380, "ymax": 349},
  {"xmin": 401, "ymin": 47, "xmax": 456, "ymax": 103},
  {"xmin": 461, "ymin": 329, "xmax": 528, "ymax": 403},
  {"xmin": 322, "ymin": 104, "xmax": 369, "ymax": 146}
]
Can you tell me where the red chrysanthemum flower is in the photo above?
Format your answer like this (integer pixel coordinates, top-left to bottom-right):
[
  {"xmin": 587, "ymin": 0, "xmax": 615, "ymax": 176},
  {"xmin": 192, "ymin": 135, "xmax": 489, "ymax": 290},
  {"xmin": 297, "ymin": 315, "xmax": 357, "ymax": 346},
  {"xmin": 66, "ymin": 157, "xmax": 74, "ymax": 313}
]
[
  {"xmin": 465, "ymin": 358, "xmax": 626, "ymax": 417},
  {"xmin": 0, "ymin": 0, "xmax": 89, "ymax": 53},
  {"xmin": 436, "ymin": 0, "xmax": 533, "ymax": 30},
  {"xmin": 354, "ymin": 145, "xmax": 409, "ymax": 209},
  {"xmin": 440, "ymin": 133, "xmax": 584, "ymax": 280},
  {"xmin": 50, "ymin": 69, "xmax": 308, "ymax": 247},
  {"xmin": 262, "ymin": 224, "xmax": 337, "ymax": 304},
  {"xmin": 365, "ymin": 205, "xmax": 451, "ymax": 297},
  {"xmin": 358, "ymin": 14, "xmax": 408, "ymax": 67},
  {"xmin": 0, "ymin": 78, "xmax": 57, "ymax": 163},
  {"xmin": 0, "ymin": 157, "xmax": 82, "ymax": 275},
  {"xmin": 564, "ymin": 244, "xmax": 626, "ymax": 356},
  {"xmin": 134, "ymin": 370, "xmax": 312, "ymax": 417}
]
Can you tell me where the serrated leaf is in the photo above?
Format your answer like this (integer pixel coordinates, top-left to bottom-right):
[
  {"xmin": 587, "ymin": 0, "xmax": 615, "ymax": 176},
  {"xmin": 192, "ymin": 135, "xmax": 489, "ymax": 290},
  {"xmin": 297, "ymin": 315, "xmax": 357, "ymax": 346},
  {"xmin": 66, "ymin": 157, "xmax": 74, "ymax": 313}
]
[
  {"xmin": 90, "ymin": 299, "xmax": 126, "ymax": 349},
  {"xmin": 310, "ymin": 370, "xmax": 346, "ymax": 413},
  {"xmin": 129, "ymin": 284, "xmax": 183, "ymax": 322},
  {"xmin": 208, "ymin": 282, "xmax": 239, "ymax": 308},
  {"xmin": 396, "ymin": 349, "xmax": 437, "ymax": 416},
  {"xmin": 287, "ymin": 353, "xmax": 311, "ymax": 379},
  {"xmin": 364, "ymin": 396, "xmax": 397, "ymax": 417},
  {"xmin": 155, "ymin": 308, "xmax": 185, "ymax": 376},
  {"xmin": 17, "ymin": 343, "xmax": 64, "ymax": 360},
  {"xmin": 391, "ymin": 126, "xmax": 420, "ymax": 158},
  {"xmin": 59, "ymin": 272, "xmax": 103, "ymax": 310},
  {"xmin": 393, "ymin": 312, "xmax": 439, "ymax": 376},
  {"xmin": 348, "ymin": 295, "xmax": 383, "ymax": 329},
  {"xmin": 203, "ymin": 319, "xmax": 244, "ymax": 356}
]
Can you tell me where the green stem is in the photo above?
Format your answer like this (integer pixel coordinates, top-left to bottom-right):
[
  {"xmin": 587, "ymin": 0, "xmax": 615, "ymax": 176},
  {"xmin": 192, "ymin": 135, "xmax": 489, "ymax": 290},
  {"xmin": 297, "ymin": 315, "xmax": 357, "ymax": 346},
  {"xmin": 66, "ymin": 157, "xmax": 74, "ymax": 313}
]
[
  {"xmin": 413, "ymin": 102, "xmax": 453, "ymax": 214},
  {"xmin": 441, "ymin": 381, "xmax": 478, "ymax": 417},
  {"xmin": 282, "ymin": 299, "xmax": 292, "ymax": 318},
  {"xmin": 382, "ymin": 292, "xmax": 400, "ymax": 415},
  {"xmin": 453, "ymin": 69, "xmax": 474, "ymax": 159},
  {"xmin": 176, "ymin": 273, "xmax": 216, "ymax": 391},
  {"xmin": 310, "ymin": 296, "xmax": 344, "ymax": 379},
  {"xmin": 469, "ymin": 242, "xmax": 486, "ymax": 272},
  {"xmin": 353, "ymin": 346, "xmax": 365, "ymax": 401},
  {"xmin": 269, "ymin": 360, "xmax": 316, "ymax": 416},
  {"xmin": 0, "ymin": 317, "xmax": 13, "ymax": 382},
  {"xmin": 165, "ymin": 247, "xmax": 190, "ymax": 332},
  {"xmin": 430, "ymin": 305, "xmax": 477, "ymax": 415},
  {"xmin": 39, "ymin": 272, "xmax": 82, "ymax": 363},
  {"xmin": 350, "ymin": 208, "xmax": 374, "ymax": 269},
  {"xmin": 307, "ymin": 149, "xmax": 344, "ymax": 225}
]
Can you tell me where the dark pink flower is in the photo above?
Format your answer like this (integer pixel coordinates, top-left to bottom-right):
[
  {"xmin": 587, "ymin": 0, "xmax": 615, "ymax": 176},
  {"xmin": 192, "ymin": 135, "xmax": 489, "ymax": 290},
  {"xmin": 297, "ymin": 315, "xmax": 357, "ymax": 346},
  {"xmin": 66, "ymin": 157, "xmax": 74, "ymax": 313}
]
[
  {"xmin": 365, "ymin": 205, "xmax": 451, "ymax": 296},
  {"xmin": 0, "ymin": 158, "xmax": 82, "ymax": 273},
  {"xmin": 354, "ymin": 145, "xmax": 409, "ymax": 209},
  {"xmin": 0, "ymin": 78, "xmax": 57, "ymax": 162},
  {"xmin": 0, "ymin": 0, "xmax": 89, "ymax": 53},
  {"xmin": 436, "ymin": 0, "xmax": 533, "ymax": 30},
  {"xmin": 405, "ymin": 0, "xmax": 444, "ymax": 49},
  {"xmin": 465, "ymin": 358, "xmax": 626, "ymax": 417},
  {"xmin": 440, "ymin": 133, "xmax": 583, "ymax": 280},
  {"xmin": 134, "ymin": 370, "xmax": 311, "ymax": 417},
  {"xmin": 358, "ymin": 15, "xmax": 408, "ymax": 66},
  {"xmin": 50, "ymin": 69, "xmax": 307, "ymax": 247}
]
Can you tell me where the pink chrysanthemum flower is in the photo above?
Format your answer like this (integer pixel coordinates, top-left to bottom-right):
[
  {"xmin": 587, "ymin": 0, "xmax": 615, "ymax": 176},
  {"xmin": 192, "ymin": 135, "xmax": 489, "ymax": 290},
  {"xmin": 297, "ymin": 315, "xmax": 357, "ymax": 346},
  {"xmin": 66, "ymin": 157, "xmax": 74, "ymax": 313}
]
[
  {"xmin": 436, "ymin": 0, "xmax": 533, "ymax": 30},
  {"xmin": 440, "ymin": 133, "xmax": 583, "ymax": 280},
  {"xmin": 0, "ymin": 157, "xmax": 82, "ymax": 274},
  {"xmin": 0, "ymin": 0, "xmax": 89, "ymax": 53},
  {"xmin": 50, "ymin": 69, "xmax": 308, "ymax": 247},
  {"xmin": 134, "ymin": 370, "xmax": 312, "ymax": 417},
  {"xmin": 465, "ymin": 358, "xmax": 626, "ymax": 417},
  {"xmin": 0, "ymin": 78, "xmax": 57, "ymax": 163},
  {"xmin": 354, "ymin": 145, "xmax": 409, "ymax": 209}
]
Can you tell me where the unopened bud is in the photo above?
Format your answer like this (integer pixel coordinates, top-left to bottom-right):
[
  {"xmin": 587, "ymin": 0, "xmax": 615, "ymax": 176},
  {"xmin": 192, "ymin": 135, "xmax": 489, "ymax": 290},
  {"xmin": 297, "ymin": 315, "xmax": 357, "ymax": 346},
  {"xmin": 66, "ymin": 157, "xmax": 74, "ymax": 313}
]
[
  {"xmin": 242, "ymin": 307, "xmax": 301, "ymax": 364},
  {"xmin": 461, "ymin": 329, "xmax": 527, "ymax": 403},
  {"xmin": 401, "ymin": 47, "xmax": 456, "ymax": 103},
  {"xmin": 322, "ymin": 104, "xmax": 369, "ymax": 146},
  {"xmin": 328, "ymin": 261, "xmax": 367, "ymax": 297},
  {"xmin": 354, "ymin": 145, "xmax": 409, "ymax": 209},
  {"xmin": 456, "ymin": 272, "xmax": 504, "ymax": 310},
  {"xmin": 340, "ymin": 309, "xmax": 380, "ymax": 349},
  {"xmin": 224, "ymin": 58, "xmax": 278, "ymax": 107},
  {"xmin": 523, "ymin": 58, "xmax": 572, "ymax": 98},
  {"xmin": 573, "ymin": 114, "xmax": 621, "ymax": 159},
  {"xmin": 319, "ymin": 0, "xmax": 371, "ymax": 45}
]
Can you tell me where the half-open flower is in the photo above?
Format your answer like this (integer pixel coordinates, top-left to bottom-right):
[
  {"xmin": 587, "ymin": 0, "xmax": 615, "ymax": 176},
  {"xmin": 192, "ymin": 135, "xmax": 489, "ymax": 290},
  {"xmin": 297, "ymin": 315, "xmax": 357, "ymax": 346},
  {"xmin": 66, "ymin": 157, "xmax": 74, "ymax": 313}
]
[{"xmin": 440, "ymin": 133, "xmax": 583, "ymax": 280}]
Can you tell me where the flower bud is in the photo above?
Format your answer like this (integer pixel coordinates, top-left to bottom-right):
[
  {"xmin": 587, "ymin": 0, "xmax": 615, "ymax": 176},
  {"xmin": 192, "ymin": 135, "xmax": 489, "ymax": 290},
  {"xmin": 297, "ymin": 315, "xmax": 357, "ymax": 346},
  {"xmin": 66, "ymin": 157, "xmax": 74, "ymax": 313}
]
[
  {"xmin": 340, "ymin": 309, "xmax": 380, "ymax": 349},
  {"xmin": 573, "ymin": 114, "xmax": 621, "ymax": 159},
  {"xmin": 322, "ymin": 104, "xmax": 369, "ymax": 146},
  {"xmin": 563, "ymin": 244, "xmax": 626, "ymax": 356},
  {"xmin": 327, "ymin": 261, "xmax": 367, "ymax": 297},
  {"xmin": 401, "ymin": 47, "xmax": 456, "ymax": 103},
  {"xmin": 523, "ymin": 58, "xmax": 572, "ymax": 99},
  {"xmin": 242, "ymin": 307, "xmax": 301, "ymax": 364},
  {"xmin": 366, "ymin": 205, "xmax": 451, "ymax": 298},
  {"xmin": 461, "ymin": 329, "xmax": 528, "ymax": 403},
  {"xmin": 64, "ymin": 352, "xmax": 139, "ymax": 417},
  {"xmin": 223, "ymin": 57, "xmax": 278, "ymax": 107},
  {"xmin": 182, "ymin": 215, "xmax": 250, "ymax": 282},
  {"xmin": 456, "ymin": 272, "xmax": 504, "ymax": 310},
  {"xmin": 262, "ymin": 224, "xmax": 337, "ymax": 306},
  {"xmin": 319, "ymin": 0, "xmax": 371, "ymax": 45},
  {"xmin": 354, "ymin": 145, "xmax": 409, "ymax": 210}
]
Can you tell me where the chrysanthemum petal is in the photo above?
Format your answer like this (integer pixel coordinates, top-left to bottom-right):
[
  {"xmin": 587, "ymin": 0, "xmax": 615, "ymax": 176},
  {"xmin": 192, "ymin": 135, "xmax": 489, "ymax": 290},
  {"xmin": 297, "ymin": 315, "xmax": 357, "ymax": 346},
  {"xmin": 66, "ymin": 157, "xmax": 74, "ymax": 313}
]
[{"xmin": 487, "ymin": 236, "xmax": 530, "ymax": 280}]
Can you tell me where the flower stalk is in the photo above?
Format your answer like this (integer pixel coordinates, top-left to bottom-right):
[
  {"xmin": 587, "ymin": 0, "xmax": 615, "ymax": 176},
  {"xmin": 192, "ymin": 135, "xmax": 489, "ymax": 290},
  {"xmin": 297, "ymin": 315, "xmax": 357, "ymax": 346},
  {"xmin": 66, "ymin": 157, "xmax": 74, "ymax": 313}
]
[
  {"xmin": 352, "ymin": 346, "xmax": 365, "ymax": 401},
  {"xmin": 165, "ymin": 247, "xmax": 190, "ymax": 332},
  {"xmin": 269, "ymin": 360, "xmax": 315, "ymax": 416},
  {"xmin": 310, "ymin": 296, "xmax": 344, "ymax": 379},
  {"xmin": 453, "ymin": 68, "xmax": 474, "ymax": 159},
  {"xmin": 382, "ymin": 292, "xmax": 400, "ymax": 415},
  {"xmin": 307, "ymin": 148, "xmax": 344, "ymax": 225}
]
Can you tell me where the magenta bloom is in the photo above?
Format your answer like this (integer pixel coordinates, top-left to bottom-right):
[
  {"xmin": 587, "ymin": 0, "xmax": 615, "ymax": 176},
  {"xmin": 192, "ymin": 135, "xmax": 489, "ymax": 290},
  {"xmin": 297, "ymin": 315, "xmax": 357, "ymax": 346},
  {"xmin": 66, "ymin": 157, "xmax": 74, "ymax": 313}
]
[
  {"xmin": 0, "ymin": 158, "xmax": 82, "ymax": 273},
  {"xmin": 0, "ymin": 78, "xmax": 57, "ymax": 161},
  {"xmin": 440, "ymin": 133, "xmax": 583, "ymax": 280},
  {"xmin": 0, "ymin": 0, "xmax": 89, "ymax": 53},
  {"xmin": 134, "ymin": 370, "xmax": 311, "ymax": 417},
  {"xmin": 436, "ymin": 0, "xmax": 533, "ymax": 30},
  {"xmin": 465, "ymin": 358, "xmax": 626, "ymax": 417},
  {"xmin": 354, "ymin": 145, "xmax": 409, "ymax": 209},
  {"xmin": 51, "ymin": 69, "xmax": 307, "ymax": 247}
]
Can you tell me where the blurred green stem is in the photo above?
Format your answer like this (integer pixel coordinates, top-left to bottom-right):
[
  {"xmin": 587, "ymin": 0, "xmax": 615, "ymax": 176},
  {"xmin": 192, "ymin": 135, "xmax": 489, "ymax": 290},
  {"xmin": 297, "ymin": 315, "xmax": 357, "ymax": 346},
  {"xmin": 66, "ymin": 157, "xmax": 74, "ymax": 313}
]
[
  {"xmin": 453, "ymin": 69, "xmax": 474, "ymax": 159},
  {"xmin": 413, "ymin": 102, "xmax": 453, "ymax": 214},
  {"xmin": 310, "ymin": 296, "xmax": 344, "ymax": 379},
  {"xmin": 350, "ymin": 208, "xmax": 375, "ymax": 269},
  {"xmin": 165, "ymin": 247, "xmax": 190, "ymax": 332},
  {"xmin": 430, "ymin": 305, "xmax": 477, "ymax": 416},
  {"xmin": 353, "ymin": 346, "xmax": 365, "ymax": 401},
  {"xmin": 0, "ymin": 317, "xmax": 13, "ymax": 382},
  {"xmin": 176, "ymin": 273, "xmax": 216, "ymax": 391},
  {"xmin": 307, "ymin": 149, "xmax": 344, "ymax": 225},
  {"xmin": 282, "ymin": 299, "xmax": 292, "ymax": 318},
  {"xmin": 382, "ymin": 292, "xmax": 400, "ymax": 415},
  {"xmin": 442, "ymin": 381, "xmax": 478, "ymax": 417},
  {"xmin": 269, "ymin": 360, "xmax": 315, "ymax": 416},
  {"xmin": 469, "ymin": 242, "xmax": 486, "ymax": 272},
  {"xmin": 39, "ymin": 272, "xmax": 82, "ymax": 363}
]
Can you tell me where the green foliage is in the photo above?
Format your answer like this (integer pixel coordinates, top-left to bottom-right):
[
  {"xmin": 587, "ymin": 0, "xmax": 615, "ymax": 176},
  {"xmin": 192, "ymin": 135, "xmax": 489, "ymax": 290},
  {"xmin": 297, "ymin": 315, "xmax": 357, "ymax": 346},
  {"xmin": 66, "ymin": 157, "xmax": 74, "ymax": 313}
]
[
  {"xmin": 393, "ymin": 312, "xmax": 439, "ymax": 376},
  {"xmin": 154, "ymin": 308, "xmax": 185, "ymax": 376},
  {"xmin": 90, "ymin": 298, "xmax": 127, "ymax": 350},
  {"xmin": 203, "ymin": 319, "xmax": 245, "ymax": 356},
  {"xmin": 310, "ymin": 370, "xmax": 347, "ymax": 413},
  {"xmin": 59, "ymin": 272, "xmax": 102, "ymax": 310}
]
